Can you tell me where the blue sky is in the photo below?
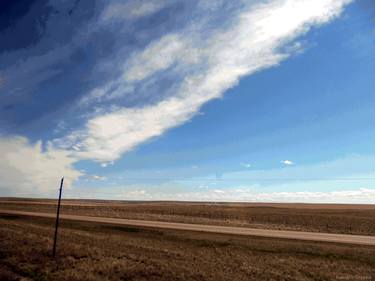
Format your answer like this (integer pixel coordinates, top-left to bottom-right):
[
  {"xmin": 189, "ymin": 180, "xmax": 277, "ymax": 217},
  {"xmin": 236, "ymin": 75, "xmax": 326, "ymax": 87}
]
[{"xmin": 1, "ymin": 0, "xmax": 375, "ymax": 202}]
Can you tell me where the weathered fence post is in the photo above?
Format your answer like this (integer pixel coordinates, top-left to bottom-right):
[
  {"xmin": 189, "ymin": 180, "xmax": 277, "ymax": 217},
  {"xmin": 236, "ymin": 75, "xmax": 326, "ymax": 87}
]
[{"xmin": 53, "ymin": 177, "xmax": 64, "ymax": 258}]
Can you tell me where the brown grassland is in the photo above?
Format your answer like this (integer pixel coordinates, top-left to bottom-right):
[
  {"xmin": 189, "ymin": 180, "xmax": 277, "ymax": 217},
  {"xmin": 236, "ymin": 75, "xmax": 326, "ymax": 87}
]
[
  {"xmin": 1, "ymin": 199, "xmax": 375, "ymax": 235},
  {"xmin": 0, "ymin": 213, "xmax": 375, "ymax": 281},
  {"xmin": 0, "ymin": 199, "xmax": 375, "ymax": 280}
]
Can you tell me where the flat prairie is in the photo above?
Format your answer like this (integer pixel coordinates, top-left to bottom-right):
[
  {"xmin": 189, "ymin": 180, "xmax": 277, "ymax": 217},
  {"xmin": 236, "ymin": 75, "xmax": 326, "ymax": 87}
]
[
  {"xmin": 1, "ymin": 198, "xmax": 375, "ymax": 235},
  {"xmin": 0, "ymin": 199, "xmax": 375, "ymax": 281}
]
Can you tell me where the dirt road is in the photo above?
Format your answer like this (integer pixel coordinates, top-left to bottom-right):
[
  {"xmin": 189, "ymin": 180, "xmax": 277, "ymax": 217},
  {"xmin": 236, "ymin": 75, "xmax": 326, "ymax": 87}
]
[{"xmin": 1, "ymin": 209, "xmax": 375, "ymax": 246}]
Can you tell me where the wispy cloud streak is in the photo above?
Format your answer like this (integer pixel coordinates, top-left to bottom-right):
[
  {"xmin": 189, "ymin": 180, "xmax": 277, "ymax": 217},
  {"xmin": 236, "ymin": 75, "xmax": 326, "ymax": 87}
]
[{"xmin": 61, "ymin": 0, "xmax": 352, "ymax": 163}]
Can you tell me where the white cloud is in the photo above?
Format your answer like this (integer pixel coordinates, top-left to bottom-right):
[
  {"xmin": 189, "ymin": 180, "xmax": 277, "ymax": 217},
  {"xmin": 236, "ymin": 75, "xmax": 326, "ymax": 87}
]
[
  {"xmin": 67, "ymin": 185, "xmax": 375, "ymax": 203},
  {"xmin": 126, "ymin": 189, "xmax": 147, "ymax": 197},
  {"xmin": 62, "ymin": 0, "xmax": 351, "ymax": 163},
  {"xmin": 161, "ymin": 188, "xmax": 375, "ymax": 203},
  {"xmin": 241, "ymin": 163, "xmax": 252, "ymax": 168},
  {"xmin": 281, "ymin": 160, "xmax": 294, "ymax": 165},
  {"xmin": 124, "ymin": 34, "xmax": 198, "ymax": 82},
  {"xmin": 101, "ymin": 1, "xmax": 168, "ymax": 23},
  {"xmin": 91, "ymin": 175, "xmax": 107, "ymax": 181},
  {"xmin": 100, "ymin": 161, "xmax": 114, "ymax": 168},
  {"xmin": 0, "ymin": 137, "xmax": 82, "ymax": 197}
]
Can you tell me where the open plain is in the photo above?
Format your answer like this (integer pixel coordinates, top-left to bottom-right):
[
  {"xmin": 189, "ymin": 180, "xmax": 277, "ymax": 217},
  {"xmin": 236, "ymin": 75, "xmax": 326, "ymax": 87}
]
[
  {"xmin": 1, "ymin": 198, "xmax": 375, "ymax": 235},
  {"xmin": 0, "ymin": 198, "xmax": 375, "ymax": 280}
]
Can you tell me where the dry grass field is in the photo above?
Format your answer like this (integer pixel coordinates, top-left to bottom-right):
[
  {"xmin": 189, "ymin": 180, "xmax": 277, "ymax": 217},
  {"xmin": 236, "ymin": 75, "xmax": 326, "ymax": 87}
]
[
  {"xmin": 1, "ymin": 199, "xmax": 375, "ymax": 235},
  {"xmin": 0, "ymin": 213, "xmax": 375, "ymax": 281}
]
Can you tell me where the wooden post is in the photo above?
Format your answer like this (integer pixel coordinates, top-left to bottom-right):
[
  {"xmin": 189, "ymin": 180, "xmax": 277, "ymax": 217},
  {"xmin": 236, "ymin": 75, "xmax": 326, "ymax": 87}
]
[{"xmin": 53, "ymin": 177, "xmax": 64, "ymax": 258}]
